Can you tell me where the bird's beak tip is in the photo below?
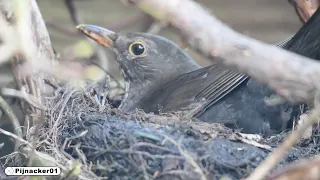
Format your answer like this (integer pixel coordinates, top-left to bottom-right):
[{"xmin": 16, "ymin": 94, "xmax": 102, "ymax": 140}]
[
  {"xmin": 76, "ymin": 24, "xmax": 85, "ymax": 30},
  {"xmin": 76, "ymin": 24, "xmax": 98, "ymax": 34}
]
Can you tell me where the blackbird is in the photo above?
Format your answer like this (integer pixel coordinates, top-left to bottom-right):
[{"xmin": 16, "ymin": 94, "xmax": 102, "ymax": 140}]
[
  {"xmin": 282, "ymin": 7, "xmax": 320, "ymax": 59},
  {"xmin": 76, "ymin": 8, "xmax": 320, "ymax": 135}
]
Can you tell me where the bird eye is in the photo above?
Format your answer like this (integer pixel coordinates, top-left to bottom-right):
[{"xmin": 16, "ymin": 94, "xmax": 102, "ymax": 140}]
[{"xmin": 129, "ymin": 42, "xmax": 146, "ymax": 56}]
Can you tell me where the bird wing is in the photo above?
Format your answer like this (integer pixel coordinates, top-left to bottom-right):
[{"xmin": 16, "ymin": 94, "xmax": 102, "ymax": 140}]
[
  {"xmin": 146, "ymin": 37, "xmax": 291, "ymax": 116},
  {"xmin": 276, "ymin": 37, "xmax": 292, "ymax": 47},
  {"xmin": 145, "ymin": 64, "xmax": 248, "ymax": 116},
  {"xmin": 191, "ymin": 36, "xmax": 294, "ymax": 116}
]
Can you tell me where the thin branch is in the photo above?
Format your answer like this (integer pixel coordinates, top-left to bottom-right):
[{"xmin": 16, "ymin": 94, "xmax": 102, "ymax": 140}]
[
  {"xmin": 0, "ymin": 127, "xmax": 30, "ymax": 146},
  {"xmin": 146, "ymin": 20, "xmax": 168, "ymax": 34},
  {"xmin": 45, "ymin": 13, "xmax": 152, "ymax": 37},
  {"xmin": 127, "ymin": 0, "xmax": 320, "ymax": 105},
  {"xmin": 162, "ymin": 136, "xmax": 207, "ymax": 180},
  {"xmin": 65, "ymin": 0, "xmax": 81, "ymax": 25},
  {"xmin": 1, "ymin": 87, "xmax": 46, "ymax": 110},
  {"xmin": 0, "ymin": 95, "xmax": 23, "ymax": 149}
]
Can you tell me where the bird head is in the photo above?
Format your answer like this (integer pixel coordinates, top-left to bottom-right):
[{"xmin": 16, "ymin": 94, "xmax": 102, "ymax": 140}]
[{"xmin": 76, "ymin": 24, "xmax": 200, "ymax": 85}]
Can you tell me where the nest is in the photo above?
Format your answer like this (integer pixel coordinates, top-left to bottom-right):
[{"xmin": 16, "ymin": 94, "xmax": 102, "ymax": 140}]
[{"xmin": 1, "ymin": 82, "xmax": 319, "ymax": 180}]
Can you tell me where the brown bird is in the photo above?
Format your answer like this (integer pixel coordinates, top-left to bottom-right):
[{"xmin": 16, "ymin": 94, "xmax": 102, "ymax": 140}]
[{"xmin": 76, "ymin": 9, "xmax": 320, "ymax": 136}]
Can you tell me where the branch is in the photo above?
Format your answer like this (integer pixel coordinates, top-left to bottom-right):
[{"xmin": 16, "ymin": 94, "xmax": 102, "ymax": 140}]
[
  {"xmin": 31, "ymin": 0, "xmax": 54, "ymax": 60},
  {"xmin": 0, "ymin": 0, "xmax": 55, "ymax": 140},
  {"xmin": 0, "ymin": 95, "xmax": 22, "ymax": 149},
  {"xmin": 126, "ymin": 0, "xmax": 320, "ymax": 105},
  {"xmin": 14, "ymin": 0, "xmax": 50, "ymax": 126},
  {"xmin": 22, "ymin": 0, "xmax": 55, "ymax": 61}
]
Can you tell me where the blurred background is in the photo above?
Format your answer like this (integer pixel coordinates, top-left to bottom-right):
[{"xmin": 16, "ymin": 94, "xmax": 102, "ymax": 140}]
[{"xmin": 38, "ymin": 0, "xmax": 302, "ymax": 80}]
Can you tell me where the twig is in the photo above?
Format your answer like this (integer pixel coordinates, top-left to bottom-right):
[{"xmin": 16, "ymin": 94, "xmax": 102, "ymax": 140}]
[
  {"xmin": 65, "ymin": 0, "xmax": 81, "ymax": 25},
  {"xmin": 146, "ymin": 21, "xmax": 168, "ymax": 34},
  {"xmin": 0, "ymin": 95, "xmax": 22, "ymax": 149},
  {"xmin": 127, "ymin": 0, "xmax": 320, "ymax": 105},
  {"xmin": 89, "ymin": 61, "xmax": 122, "ymax": 89},
  {"xmin": 1, "ymin": 87, "xmax": 46, "ymax": 110},
  {"xmin": 162, "ymin": 136, "xmax": 207, "ymax": 180},
  {"xmin": 0, "ymin": 128, "xmax": 30, "ymax": 146},
  {"xmin": 46, "ymin": 13, "xmax": 151, "ymax": 37},
  {"xmin": 43, "ymin": 78, "xmax": 59, "ymax": 89}
]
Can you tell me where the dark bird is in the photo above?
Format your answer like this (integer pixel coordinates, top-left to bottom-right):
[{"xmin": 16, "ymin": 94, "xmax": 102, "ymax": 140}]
[
  {"xmin": 283, "ymin": 7, "xmax": 320, "ymax": 59},
  {"xmin": 76, "ymin": 7, "xmax": 320, "ymax": 136}
]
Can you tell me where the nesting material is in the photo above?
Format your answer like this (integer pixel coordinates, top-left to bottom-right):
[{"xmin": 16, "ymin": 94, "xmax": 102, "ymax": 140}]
[{"xmin": 3, "ymin": 83, "xmax": 318, "ymax": 180}]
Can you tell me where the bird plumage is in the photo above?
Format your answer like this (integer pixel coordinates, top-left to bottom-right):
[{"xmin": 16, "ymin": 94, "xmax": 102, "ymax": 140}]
[{"xmin": 77, "ymin": 7, "xmax": 320, "ymax": 136}]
